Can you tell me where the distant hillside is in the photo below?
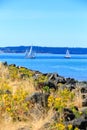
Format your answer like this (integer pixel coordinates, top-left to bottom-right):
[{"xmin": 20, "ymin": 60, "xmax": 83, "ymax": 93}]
[{"xmin": 0, "ymin": 46, "xmax": 87, "ymax": 54}]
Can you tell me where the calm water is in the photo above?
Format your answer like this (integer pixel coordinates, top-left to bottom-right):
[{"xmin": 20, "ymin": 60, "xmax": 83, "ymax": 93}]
[{"xmin": 0, "ymin": 53, "xmax": 87, "ymax": 81}]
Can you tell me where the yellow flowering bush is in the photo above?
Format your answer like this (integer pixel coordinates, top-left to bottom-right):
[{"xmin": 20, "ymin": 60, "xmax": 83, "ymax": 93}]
[
  {"xmin": 52, "ymin": 123, "xmax": 79, "ymax": 130},
  {"xmin": 8, "ymin": 65, "xmax": 19, "ymax": 80},
  {"xmin": 48, "ymin": 88, "xmax": 75, "ymax": 110},
  {"xmin": 0, "ymin": 82, "xmax": 30, "ymax": 121},
  {"xmin": 0, "ymin": 63, "xmax": 83, "ymax": 130},
  {"xmin": 48, "ymin": 88, "xmax": 78, "ymax": 130},
  {"xmin": 54, "ymin": 122, "xmax": 65, "ymax": 130},
  {"xmin": 67, "ymin": 124, "xmax": 73, "ymax": 130}
]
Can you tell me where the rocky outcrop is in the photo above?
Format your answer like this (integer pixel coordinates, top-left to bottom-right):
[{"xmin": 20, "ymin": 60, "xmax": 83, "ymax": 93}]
[
  {"xmin": 72, "ymin": 115, "xmax": 87, "ymax": 130},
  {"xmin": 25, "ymin": 92, "xmax": 49, "ymax": 107},
  {"xmin": 24, "ymin": 70, "xmax": 87, "ymax": 130},
  {"xmin": 2, "ymin": 63, "xmax": 87, "ymax": 130}
]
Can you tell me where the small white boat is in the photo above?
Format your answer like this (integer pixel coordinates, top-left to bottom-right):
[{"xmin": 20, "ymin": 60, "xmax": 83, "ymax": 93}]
[
  {"xmin": 25, "ymin": 46, "xmax": 36, "ymax": 59},
  {"xmin": 64, "ymin": 49, "xmax": 71, "ymax": 58}
]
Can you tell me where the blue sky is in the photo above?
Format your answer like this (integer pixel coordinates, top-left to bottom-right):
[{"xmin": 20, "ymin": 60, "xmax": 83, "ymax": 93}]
[{"xmin": 0, "ymin": 0, "xmax": 87, "ymax": 47}]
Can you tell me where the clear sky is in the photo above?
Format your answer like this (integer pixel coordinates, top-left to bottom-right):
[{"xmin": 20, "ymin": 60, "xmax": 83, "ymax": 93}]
[{"xmin": 0, "ymin": 0, "xmax": 87, "ymax": 47}]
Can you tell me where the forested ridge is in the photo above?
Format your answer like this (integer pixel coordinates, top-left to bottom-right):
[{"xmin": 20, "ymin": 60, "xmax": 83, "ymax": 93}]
[{"xmin": 0, "ymin": 46, "xmax": 87, "ymax": 54}]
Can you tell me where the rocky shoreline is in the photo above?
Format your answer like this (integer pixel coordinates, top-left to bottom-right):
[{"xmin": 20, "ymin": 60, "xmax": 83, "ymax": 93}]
[
  {"xmin": 25, "ymin": 72, "xmax": 87, "ymax": 130},
  {"xmin": 1, "ymin": 62, "xmax": 87, "ymax": 130}
]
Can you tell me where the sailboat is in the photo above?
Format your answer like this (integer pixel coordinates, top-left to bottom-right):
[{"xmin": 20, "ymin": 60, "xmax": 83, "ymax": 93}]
[
  {"xmin": 64, "ymin": 49, "xmax": 71, "ymax": 58},
  {"xmin": 25, "ymin": 46, "xmax": 36, "ymax": 58}
]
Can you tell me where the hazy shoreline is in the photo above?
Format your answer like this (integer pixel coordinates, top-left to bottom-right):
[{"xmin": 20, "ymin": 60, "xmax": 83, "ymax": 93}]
[{"xmin": 1, "ymin": 46, "xmax": 87, "ymax": 54}]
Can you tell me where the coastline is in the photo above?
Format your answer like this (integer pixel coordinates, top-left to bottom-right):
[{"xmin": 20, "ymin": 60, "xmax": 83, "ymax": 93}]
[
  {"xmin": 0, "ymin": 53, "xmax": 87, "ymax": 81},
  {"xmin": 0, "ymin": 62, "xmax": 87, "ymax": 130}
]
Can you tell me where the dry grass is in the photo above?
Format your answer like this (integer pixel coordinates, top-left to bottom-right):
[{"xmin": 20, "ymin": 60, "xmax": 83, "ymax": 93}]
[
  {"xmin": 0, "ymin": 62, "xmax": 36, "ymax": 94},
  {"xmin": 73, "ymin": 85, "xmax": 83, "ymax": 108},
  {"xmin": 0, "ymin": 63, "xmax": 84, "ymax": 130},
  {"xmin": 0, "ymin": 109, "xmax": 54, "ymax": 130},
  {"xmin": 0, "ymin": 120, "xmax": 31, "ymax": 130},
  {"xmin": 8, "ymin": 78, "xmax": 36, "ymax": 95},
  {"xmin": 0, "ymin": 63, "xmax": 38, "ymax": 130},
  {"xmin": 0, "ymin": 63, "xmax": 9, "ymax": 79},
  {"xmin": 29, "ymin": 109, "xmax": 53, "ymax": 130}
]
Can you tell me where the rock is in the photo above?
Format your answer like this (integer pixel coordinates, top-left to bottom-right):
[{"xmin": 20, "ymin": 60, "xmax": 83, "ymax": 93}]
[
  {"xmin": 81, "ymin": 87, "xmax": 87, "ymax": 93},
  {"xmin": 3, "ymin": 61, "xmax": 8, "ymax": 66},
  {"xmin": 66, "ymin": 78, "xmax": 76, "ymax": 85},
  {"xmin": 48, "ymin": 73, "xmax": 66, "ymax": 84},
  {"xmin": 66, "ymin": 84, "xmax": 76, "ymax": 91},
  {"xmin": 57, "ymin": 76, "xmax": 66, "ymax": 84},
  {"xmin": 73, "ymin": 117, "xmax": 87, "ymax": 130},
  {"xmin": 63, "ymin": 108, "xmax": 76, "ymax": 121},
  {"xmin": 5, "ymin": 90, "xmax": 11, "ymax": 94},
  {"xmin": 82, "ymin": 99, "xmax": 87, "ymax": 107},
  {"xmin": 25, "ymin": 92, "xmax": 49, "ymax": 107},
  {"xmin": 25, "ymin": 92, "xmax": 50, "ymax": 120},
  {"xmin": 44, "ymin": 73, "xmax": 66, "ymax": 90},
  {"xmin": 44, "ymin": 80, "xmax": 57, "ymax": 90},
  {"xmin": 9, "ymin": 64, "xmax": 16, "ymax": 67},
  {"xmin": 29, "ymin": 103, "xmax": 46, "ymax": 120},
  {"xmin": 82, "ymin": 94, "xmax": 86, "ymax": 99},
  {"xmin": 48, "ymin": 73, "xmax": 59, "ymax": 80}
]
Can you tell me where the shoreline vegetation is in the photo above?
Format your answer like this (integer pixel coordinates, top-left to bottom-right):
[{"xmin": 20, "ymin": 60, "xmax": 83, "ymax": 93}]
[{"xmin": 0, "ymin": 62, "xmax": 87, "ymax": 130}]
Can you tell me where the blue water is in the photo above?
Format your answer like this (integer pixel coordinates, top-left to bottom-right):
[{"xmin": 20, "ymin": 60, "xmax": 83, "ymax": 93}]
[{"xmin": 0, "ymin": 53, "xmax": 87, "ymax": 81}]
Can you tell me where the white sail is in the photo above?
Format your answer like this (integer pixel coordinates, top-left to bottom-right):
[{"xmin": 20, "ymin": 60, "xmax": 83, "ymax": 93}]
[
  {"xmin": 25, "ymin": 46, "xmax": 36, "ymax": 58},
  {"xmin": 25, "ymin": 49, "xmax": 28, "ymax": 57},
  {"xmin": 65, "ymin": 49, "xmax": 71, "ymax": 58}
]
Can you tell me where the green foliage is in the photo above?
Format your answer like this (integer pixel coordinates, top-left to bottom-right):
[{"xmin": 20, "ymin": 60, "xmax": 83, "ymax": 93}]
[
  {"xmin": 8, "ymin": 65, "xmax": 35, "ymax": 80},
  {"xmin": 71, "ymin": 106, "xmax": 82, "ymax": 118},
  {"xmin": 48, "ymin": 88, "xmax": 75, "ymax": 110},
  {"xmin": 18, "ymin": 67, "xmax": 34, "ymax": 77},
  {"xmin": 8, "ymin": 65, "xmax": 19, "ymax": 80},
  {"xmin": 43, "ymin": 86, "xmax": 50, "ymax": 93}
]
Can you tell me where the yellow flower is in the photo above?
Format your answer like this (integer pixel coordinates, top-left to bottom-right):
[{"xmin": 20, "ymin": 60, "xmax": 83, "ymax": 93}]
[
  {"xmin": 3, "ymin": 94, "xmax": 8, "ymax": 99},
  {"xmin": 55, "ymin": 97, "xmax": 61, "ymax": 101},
  {"xmin": 79, "ymin": 111, "xmax": 82, "ymax": 115},
  {"xmin": 6, "ymin": 107, "xmax": 11, "ymax": 112},
  {"xmin": 68, "ymin": 124, "xmax": 73, "ymax": 130},
  {"xmin": 74, "ymin": 128, "xmax": 79, "ymax": 130},
  {"xmin": 56, "ymin": 123, "xmax": 65, "ymax": 130}
]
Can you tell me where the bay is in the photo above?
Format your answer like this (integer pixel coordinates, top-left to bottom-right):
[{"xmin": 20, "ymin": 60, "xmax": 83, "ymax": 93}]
[{"xmin": 0, "ymin": 53, "xmax": 87, "ymax": 81}]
